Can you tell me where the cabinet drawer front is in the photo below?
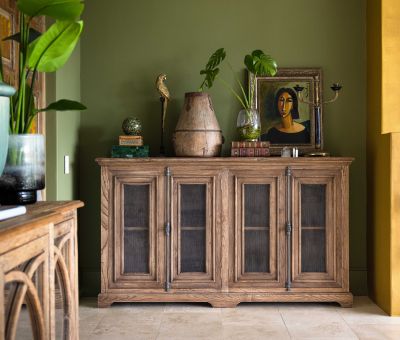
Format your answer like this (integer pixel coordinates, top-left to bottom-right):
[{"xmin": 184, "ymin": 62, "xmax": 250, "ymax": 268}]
[
  {"xmin": 291, "ymin": 169, "xmax": 346, "ymax": 289},
  {"xmin": 230, "ymin": 171, "xmax": 286, "ymax": 289},
  {"xmin": 170, "ymin": 174, "xmax": 220, "ymax": 289},
  {"xmin": 113, "ymin": 175, "xmax": 164, "ymax": 289}
]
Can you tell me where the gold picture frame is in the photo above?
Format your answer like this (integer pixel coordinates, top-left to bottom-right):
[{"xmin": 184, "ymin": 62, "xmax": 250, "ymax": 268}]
[{"xmin": 251, "ymin": 68, "xmax": 323, "ymax": 155}]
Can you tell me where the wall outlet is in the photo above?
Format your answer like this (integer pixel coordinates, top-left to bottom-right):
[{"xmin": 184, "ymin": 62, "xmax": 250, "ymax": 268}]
[{"xmin": 64, "ymin": 155, "xmax": 70, "ymax": 174}]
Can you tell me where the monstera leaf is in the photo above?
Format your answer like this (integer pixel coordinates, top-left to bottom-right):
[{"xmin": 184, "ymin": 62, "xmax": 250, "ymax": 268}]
[
  {"xmin": 204, "ymin": 48, "xmax": 226, "ymax": 71},
  {"xmin": 199, "ymin": 48, "xmax": 226, "ymax": 91},
  {"xmin": 200, "ymin": 68, "xmax": 220, "ymax": 90},
  {"xmin": 27, "ymin": 20, "xmax": 83, "ymax": 72},
  {"xmin": 17, "ymin": 0, "xmax": 84, "ymax": 20},
  {"xmin": 244, "ymin": 50, "xmax": 277, "ymax": 77}
]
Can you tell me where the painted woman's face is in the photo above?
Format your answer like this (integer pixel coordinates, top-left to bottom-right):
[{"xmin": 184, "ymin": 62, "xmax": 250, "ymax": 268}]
[{"xmin": 278, "ymin": 92, "xmax": 293, "ymax": 118}]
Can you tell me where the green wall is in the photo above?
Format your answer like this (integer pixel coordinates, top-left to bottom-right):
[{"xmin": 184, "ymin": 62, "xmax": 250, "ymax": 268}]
[
  {"xmin": 78, "ymin": 0, "xmax": 367, "ymax": 296},
  {"xmin": 46, "ymin": 43, "xmax": 81, "ymax": 201}
]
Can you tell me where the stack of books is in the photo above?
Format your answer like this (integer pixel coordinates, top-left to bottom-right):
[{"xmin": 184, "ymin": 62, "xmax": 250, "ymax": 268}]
[
  {"xmin": 231, "ymin": 141, "xmax": 270, "ymax": 157},
  {"xmin": 111, "ymin": 135, "xmax": 149, "ymax": 158}
]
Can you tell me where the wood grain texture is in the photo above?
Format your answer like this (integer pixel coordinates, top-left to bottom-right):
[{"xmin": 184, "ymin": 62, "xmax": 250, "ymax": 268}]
[
  {"xmin": 98, "ymin": 292, "xmax": 353, "ymax": 308},
  {"xmin": 100, "ymin": 166, "xmax": 111, "ymax": 293},
  {"xmin": 112, "ymin": 173, "xmax": 164, "ymax": 289},
  {"xmin": 171, "ymin": 173, "xmax": 220, "ymax": 289},
  {"xmin": 0, "ymin": 201, "xmax": 83, "ymax": 339},
  {"xmin": 292, "ymin": 169, "xmax": 346, "ymax": 289},
  {"xmin": 96, "ymin": 157, "xmax": 353, "ymax": 167},
  {"xmin": 97, "ymin": 158, "xmax": 352, "ymax": 308}
]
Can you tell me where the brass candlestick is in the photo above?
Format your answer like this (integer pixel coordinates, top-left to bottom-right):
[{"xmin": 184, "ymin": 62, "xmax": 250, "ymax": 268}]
[{"xmin": 294, "ymin": 81, "xmax": 342, "ymax": 156}]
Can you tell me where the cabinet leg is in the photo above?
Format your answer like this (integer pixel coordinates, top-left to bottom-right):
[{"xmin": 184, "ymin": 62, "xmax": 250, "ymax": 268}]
[
  {"xmin": 98, "ymin": 295, "xmax": 113, "ymax": 308},
  {"xmin": 337, "ymin": 294, "xmax": 353, "ymax": 308},
  {"xmin": 339, "ymin": 301, "xmax": 353, "ymax": 308},
  {"xmin": 209, "ymin": 300, "xmax": 239, "ymax": 308},
  {"xmin": 98, "ymin": 301, "xmax": 112, "ymax": 308}
]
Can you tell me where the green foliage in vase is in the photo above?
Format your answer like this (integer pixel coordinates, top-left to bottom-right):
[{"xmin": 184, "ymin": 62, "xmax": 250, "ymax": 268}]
[
  {"xmin": 199, "ymin": 48, "xmax": 226, "ymax": 91},
  {"xmin": 199, "ymin": 48, "xmax": 278, "ymax": 110},
  {"xmin": 237, "ymin": 125, "xmax": 261, "ymax": 141},
  {"xmin": 0, "ymin": 0, "xmax": 86, "ymax": 134}
]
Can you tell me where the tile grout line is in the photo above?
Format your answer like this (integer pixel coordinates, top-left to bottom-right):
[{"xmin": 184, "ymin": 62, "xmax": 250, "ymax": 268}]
[
  {"xmin": 155, "ymin": 304, "xmax": 166, "ymax": 340},
  {"xmin": 278, "ymin": 307, "xmax": 295, "ymax": 339},
  {"xmin": 334, "ymin": 306, "xmax": 362, "ymax": 339},
  {"xmin": 85, "ymin": 313, "xmax": 107, "ymax": 338}
]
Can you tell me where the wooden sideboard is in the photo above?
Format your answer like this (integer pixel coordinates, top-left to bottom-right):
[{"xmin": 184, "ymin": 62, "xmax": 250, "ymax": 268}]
[
  {"xmin": 0, "ymin": 201, "xmax": 83, "ymax": 340},
  {"xmin": 97, "ymin": 157, "xmax": 353, "ymax": 308}
]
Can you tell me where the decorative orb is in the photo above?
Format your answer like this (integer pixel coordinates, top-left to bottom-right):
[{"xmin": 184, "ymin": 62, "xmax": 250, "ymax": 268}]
[{"xmin": 122, "ymin": 117, "xmax": 142, "ymax": 135}]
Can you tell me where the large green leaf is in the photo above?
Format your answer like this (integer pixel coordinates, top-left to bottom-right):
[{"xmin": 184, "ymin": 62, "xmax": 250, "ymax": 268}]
[
  {"xmin": 37, "ymin": 99, "xmax": 86, "ymax": 112},
  {"xmin": 27, "ymin": 20, "xmax": 83, "ymax": 72},
  {"xmin": 17, "ymin": 0, "xmax": 84, "ymax": 20},
  {"xmin": 244, "ymin": 50, "xmax": 277, "ymax": 77}
]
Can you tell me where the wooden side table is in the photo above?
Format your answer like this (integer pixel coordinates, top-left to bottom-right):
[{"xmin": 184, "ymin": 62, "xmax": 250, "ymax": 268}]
[{"xmin": 0, "ymin": 201, "xmax": 83, "ymax": 340}]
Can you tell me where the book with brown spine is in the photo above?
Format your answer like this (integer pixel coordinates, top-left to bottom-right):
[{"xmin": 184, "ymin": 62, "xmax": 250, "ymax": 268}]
[
  {"xmin": 231, "ymin": 141, "xmax": 270, "ymax": 148},
  {"xmin": 119, "ymin": 135, "xmax": 143, "ymax": 146},
  {"xmin": 231, "ymin": 147, "xmax": 270, "ymax": 157},
  {"xmin": 231, "ymin": 140, "xmax": 270, "ymax": 157},
  {"xmin": 254, "ymin": 147, "xmax": 270, "ymax": 157}
]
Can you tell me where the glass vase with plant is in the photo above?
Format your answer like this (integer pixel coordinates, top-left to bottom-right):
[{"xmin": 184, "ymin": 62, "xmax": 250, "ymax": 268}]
[
  {"xmin": 199, "ymin": 48, "xmax": 277, "ymax": 141},
  {"xmin": 0, "ymin": 0, "xmax": 86, "ymax": 204}
]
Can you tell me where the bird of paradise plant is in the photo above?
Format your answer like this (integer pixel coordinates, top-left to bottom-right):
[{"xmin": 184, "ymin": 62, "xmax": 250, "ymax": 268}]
[{"xmin": 0, "ymin": 0, "xmax": 86, "ymax": 134}]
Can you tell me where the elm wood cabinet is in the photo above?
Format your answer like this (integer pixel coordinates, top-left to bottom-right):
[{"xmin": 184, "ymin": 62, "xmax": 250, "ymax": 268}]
[{"xmin": 97, "ymin": 157, "xmax": 353, "ymax": 308}]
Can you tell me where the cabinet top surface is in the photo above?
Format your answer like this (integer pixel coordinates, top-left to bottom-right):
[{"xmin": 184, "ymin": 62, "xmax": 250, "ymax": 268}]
[
  {"xmin": 0, "ymin": 201, "xmax": 84, "ymax": 235},
  {"xmin": 96, "ymin": 157, "xmax": 354, "ymax": 166}
]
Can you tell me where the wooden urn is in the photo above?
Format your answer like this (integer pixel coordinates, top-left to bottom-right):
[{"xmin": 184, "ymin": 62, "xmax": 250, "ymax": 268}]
[{"xmin": 173, "ymin": 92, "xmax": 223, "ymax": 157}]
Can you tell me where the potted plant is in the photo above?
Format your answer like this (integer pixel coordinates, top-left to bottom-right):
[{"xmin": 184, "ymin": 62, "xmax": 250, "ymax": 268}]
[
  {"xmin": 199, "ymin": 48, "xmax": 277, "ymax": 141},
  {"xmin": 0, "ymin": 0, "xmax": 86, "ymax": 204},
  {"xmin": 172, "ymin": 49, "xmax": 227, "ymax": 157}
]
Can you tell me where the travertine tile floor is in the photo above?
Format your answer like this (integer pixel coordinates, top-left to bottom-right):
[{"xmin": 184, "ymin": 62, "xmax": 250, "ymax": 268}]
[{"xmin": 79, "ymin": 297, "xmax": 400, "ymax": 339}]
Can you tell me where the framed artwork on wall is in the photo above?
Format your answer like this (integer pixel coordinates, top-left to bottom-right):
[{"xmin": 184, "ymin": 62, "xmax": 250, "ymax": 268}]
[{"xmin": 250, "ymin": 68, "xmax": 323, "ymax": 155}]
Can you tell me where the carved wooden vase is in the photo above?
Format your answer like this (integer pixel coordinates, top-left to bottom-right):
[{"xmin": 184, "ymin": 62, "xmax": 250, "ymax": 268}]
[{"xmin": 173, "ymin": 92, "xmax": 223, "ymax": 157}]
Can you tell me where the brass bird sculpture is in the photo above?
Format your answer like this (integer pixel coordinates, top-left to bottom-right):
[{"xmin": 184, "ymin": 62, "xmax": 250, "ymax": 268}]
[{"xmin": 156, "ymin": 74, "xmax": 170, "ymax": 130}]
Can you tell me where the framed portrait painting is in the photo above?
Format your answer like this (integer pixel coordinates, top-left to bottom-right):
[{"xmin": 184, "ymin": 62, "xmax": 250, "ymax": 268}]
[{"xmin": 250, "ymin": 68, "xmax": 323, "ymax": 155}]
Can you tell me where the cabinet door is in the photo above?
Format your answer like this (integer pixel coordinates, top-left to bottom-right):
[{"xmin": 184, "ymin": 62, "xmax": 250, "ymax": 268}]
[
  {"xmin": 291, "ymin": 169, "xmax": 346, "ymax": 289},
  {"xmin": 230, "ymin": 170, "xmax": 286, "ymax": 289},
  {"xmin": 170, "ymin": 173, "xmax": 220, "ymax": 289},
  {"xmin": 113, "ymin": 174, "xmax": 164, "ymax": 289}
]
